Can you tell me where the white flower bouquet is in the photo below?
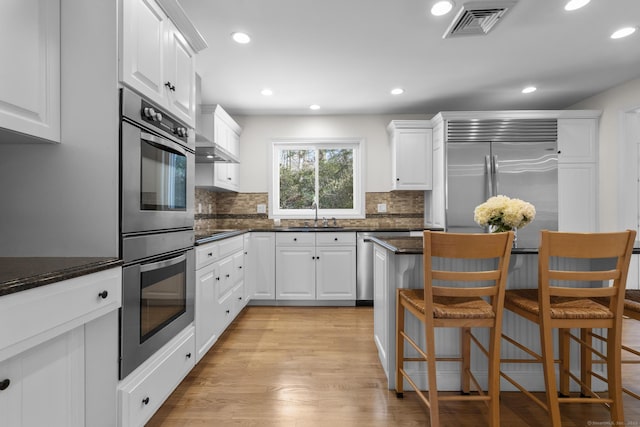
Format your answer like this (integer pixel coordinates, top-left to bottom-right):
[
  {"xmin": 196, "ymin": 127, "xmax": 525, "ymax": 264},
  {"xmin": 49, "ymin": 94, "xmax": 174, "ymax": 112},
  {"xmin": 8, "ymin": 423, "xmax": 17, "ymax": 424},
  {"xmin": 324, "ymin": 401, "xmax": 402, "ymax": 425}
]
[{"xmin": 473, "ymin": 195, "xmax": 536, "ymax": 232}]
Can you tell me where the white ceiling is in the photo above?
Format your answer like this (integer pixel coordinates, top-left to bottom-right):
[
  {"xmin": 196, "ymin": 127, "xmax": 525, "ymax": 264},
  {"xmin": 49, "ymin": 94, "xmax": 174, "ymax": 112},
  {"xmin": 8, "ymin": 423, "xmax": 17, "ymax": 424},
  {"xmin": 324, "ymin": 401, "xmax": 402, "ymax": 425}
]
[{"xmin": 179, "ymin": 0, "xmax": 640, "ymax": 116}]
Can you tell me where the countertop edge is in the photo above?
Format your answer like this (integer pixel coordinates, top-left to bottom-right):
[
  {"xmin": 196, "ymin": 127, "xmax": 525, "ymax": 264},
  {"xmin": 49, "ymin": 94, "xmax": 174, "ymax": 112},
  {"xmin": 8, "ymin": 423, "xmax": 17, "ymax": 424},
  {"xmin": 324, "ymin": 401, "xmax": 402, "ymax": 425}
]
[{"xmin": 0, "ymin": 258, "xmax": 123, "ymax": 297}]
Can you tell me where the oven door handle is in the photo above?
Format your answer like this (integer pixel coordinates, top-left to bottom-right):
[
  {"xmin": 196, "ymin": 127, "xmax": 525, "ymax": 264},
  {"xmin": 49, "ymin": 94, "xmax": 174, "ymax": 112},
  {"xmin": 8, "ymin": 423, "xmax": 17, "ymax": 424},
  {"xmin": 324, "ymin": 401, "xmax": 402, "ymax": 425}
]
[
  {"xmin": 140, "ymin": 132, "xmax": 188, "ymax": 156},
  {"xmin": 140, "ymin": 253, "xmax": 186, "ymax": 272}
]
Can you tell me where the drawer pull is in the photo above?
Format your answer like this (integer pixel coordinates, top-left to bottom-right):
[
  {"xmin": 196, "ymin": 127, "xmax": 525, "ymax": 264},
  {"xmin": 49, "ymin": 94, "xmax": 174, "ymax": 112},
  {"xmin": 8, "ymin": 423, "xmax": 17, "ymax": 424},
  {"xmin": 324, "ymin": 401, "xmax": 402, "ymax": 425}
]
[
  {"xmin": 238, "ymin": 266, "xmax": 243, "ymax": 269},
  {"xmin": 238, "ymin": 296, "xmax": 242, "ymax": 300},
  {"xmin": 186, "ymin": 353, "xmax": 192, "ymax": 359},
  {"xmin": 207, "ymin": 252, "xmax": 213, "ymax": 257},
  {"xmin": 98, "ymin": 290, "xmax": 108, "ymax": 299},
  {"xmin": 334, "ymin": 238, "xmax": 338, "ymax": 241},
  {"xmin": 216, "ymin": 277, "xmax": 220, "ymax": 281},
  {"xmin": 293, "ymin": 238, "xmax": 297, "ymax": 241},
  {"xmin": 226, "ymin": 274, "xmax": 230, "ymax": 278},
  {"xmin": 142, "ymin": 397, "xmax": 150, "ymax": 405},
  {"xmin": 226, "ymin": 309, "xmax": 230, "ymax": 314},
  {"xmin": 0, "ymin": 379, "xmax": 10, "ymax": 391}
]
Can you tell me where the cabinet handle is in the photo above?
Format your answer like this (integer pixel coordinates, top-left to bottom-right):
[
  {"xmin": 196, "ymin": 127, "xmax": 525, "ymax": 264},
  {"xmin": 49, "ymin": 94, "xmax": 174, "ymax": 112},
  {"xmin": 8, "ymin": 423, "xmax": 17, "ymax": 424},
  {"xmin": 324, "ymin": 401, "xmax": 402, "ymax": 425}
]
[
  {"xmin": 334, "ymin": 238, "xmax": 338, "ymax": 241},
  {"xmin": 226, "ymin": 309, "xmax": 230, "ymax": 314},
  {"xmin": 186, "ymin": 353, "xmax": 192, "ymax": 359},
  {"xmin": 316, "ymin": 256, "xmax": 320, "ymax": 260},
  {"xmin": 216, "ymin": 277, "xmax": 220, "ymax": 281},
  {"xmin": 164, "ymin": 81, "xmax": 176, "ymax": 91},
  {"xmin": 396, "ymin": 178, "xmax": 400, "ymax": 181},
  {"xmin": 238, "ymin": 266, "xmax": 243, "ymax": 269},
  {"xmin": 0, "ymin": 379, "xmax": 10, "ymax": 391},
  {"xmin": 226, "ymin": 274, "xmax": 230, "ymax": 278},
  {"xmin": 238, "ymin": 296, "xmax": 242, "ymax": 300},
  {"xmin": 293, "ymin": 238, "xmax": 297, "ymax": 241},
  {"xmin": 312, "ymin": 256, "xmax": 315, "ymax": 260},
  {"xmin": 142, "ymin": 397, "xmax": 150, "ymax": 405},
  {"xmin": 207, "ymin": 252, "xmax": 213, "ymax": 257},
  {"xmin": 98, "ymin": 290, "xmax": 108, "ymax": 299}
]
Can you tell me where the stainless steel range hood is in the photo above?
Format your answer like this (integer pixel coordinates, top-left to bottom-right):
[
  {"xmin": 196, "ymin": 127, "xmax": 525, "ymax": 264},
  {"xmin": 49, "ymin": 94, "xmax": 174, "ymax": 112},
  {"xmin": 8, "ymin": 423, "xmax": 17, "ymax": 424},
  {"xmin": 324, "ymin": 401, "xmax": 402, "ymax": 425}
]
[{"xmin": 195, "ymin": 135, "xmax": 240, "ymax": 163}]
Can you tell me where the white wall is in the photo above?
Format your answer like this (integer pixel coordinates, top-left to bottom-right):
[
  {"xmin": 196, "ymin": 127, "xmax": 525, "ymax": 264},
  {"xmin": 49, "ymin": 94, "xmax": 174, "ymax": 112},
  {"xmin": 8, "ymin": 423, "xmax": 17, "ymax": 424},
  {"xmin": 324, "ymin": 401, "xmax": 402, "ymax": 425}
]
[
  {"xmin": 235, "ymin": 114, "xmax": 427, "ymax": 193},
  {"xmin": 0, "ymin": 0, "xmax": 119, "ymax": 256},
  {"xmin": 569, "ymin": 77, "xmax": 640, "ymax": 230}
]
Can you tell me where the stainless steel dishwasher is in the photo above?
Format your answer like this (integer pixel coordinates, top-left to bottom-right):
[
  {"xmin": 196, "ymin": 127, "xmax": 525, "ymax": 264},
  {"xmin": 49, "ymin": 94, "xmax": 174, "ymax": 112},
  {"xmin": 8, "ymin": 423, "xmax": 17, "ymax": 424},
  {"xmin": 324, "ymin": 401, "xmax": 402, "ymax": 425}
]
[{"xmin": 356, "ymin": 231, "xmax": 412, "ymax": 305}]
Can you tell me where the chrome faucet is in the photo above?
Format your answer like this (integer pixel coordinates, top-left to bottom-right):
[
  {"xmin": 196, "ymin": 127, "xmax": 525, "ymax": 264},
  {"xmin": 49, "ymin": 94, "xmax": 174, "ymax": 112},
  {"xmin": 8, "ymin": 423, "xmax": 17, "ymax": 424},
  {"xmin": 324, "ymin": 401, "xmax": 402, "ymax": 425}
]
[{"xmin": 311, "ymin": 201, "xmax": 318, "ymax": 227}]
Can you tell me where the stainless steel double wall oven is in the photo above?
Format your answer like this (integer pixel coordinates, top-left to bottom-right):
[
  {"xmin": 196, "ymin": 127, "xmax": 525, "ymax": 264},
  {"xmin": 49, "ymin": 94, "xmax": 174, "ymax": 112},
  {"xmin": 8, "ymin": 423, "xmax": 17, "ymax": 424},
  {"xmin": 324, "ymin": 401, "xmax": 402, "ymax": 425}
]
[{"xmin": 119, "ymin": 88, "xmax": 195, "ymax": 379}]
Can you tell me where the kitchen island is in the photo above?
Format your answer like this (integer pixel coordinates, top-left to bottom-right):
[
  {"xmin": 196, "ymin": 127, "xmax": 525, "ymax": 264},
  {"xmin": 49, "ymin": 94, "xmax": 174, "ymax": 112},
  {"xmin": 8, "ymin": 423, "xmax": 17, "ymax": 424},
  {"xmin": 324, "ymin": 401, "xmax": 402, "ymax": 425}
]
[{"xmin": 370, "ymin": 235, "xmax": 603, "ymax": 393}]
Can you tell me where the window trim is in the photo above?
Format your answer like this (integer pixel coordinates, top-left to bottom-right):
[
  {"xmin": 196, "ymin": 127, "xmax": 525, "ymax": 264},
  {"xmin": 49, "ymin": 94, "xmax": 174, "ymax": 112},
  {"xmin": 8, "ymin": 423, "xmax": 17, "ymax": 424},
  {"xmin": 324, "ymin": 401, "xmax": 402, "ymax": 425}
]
[{"xmin": 269, "ymin": 138, "xmax": 365, "ymax": 220}]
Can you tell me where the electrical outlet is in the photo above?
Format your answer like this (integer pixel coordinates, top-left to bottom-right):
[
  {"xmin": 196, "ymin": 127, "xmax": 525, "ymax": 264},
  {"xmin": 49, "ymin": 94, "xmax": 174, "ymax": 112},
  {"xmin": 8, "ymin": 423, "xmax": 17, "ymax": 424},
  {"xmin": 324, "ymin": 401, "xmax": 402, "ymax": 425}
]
[
  {"xmin": 377, "ymin": 203, "xmax": 387, "ymax": 213},
  {"xmin": 257, "ymin": 204, "xmax": 267, "ymax": 214}
]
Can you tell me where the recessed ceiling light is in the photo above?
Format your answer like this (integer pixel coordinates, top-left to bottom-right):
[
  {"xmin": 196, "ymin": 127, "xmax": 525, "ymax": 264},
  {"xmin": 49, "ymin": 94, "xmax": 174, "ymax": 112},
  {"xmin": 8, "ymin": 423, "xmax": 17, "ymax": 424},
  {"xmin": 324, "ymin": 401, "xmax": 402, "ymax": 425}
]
[
  {"xmin": 611, "ymin": 27, "xmax": 637, "ymax": 39},
  {"xmin": 391, "ymin": 88, "xmax": 404, "ymax": 95},
  {"xmin": 309, "ymin": 104, "xmax": 321, "ymax": 110},
  {"xmin": 431, "ymin": 1, "xmax": 454, "ymax": 16},
  {"xmin": 206, "ymin": 154, "xmax": 214, "ymax": 159},
  {"xmin": 522, "ymin": 86, "xmax": 537, "ymax": 94},
  {"xmin": 564, "ymin": 0, "xmax": 590, "ymax": 11},
  {"xmin": 261, "ymin": 88, "xmax": 273, "ymax": 96},
  {"xmin": 231, "ymin": 32, "xmax": 251, "ymax": 44}
]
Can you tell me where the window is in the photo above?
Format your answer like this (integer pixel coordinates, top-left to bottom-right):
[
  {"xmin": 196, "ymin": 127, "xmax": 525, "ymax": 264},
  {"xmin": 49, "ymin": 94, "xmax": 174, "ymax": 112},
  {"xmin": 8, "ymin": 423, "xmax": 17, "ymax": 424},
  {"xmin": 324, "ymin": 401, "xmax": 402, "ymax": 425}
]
[{"xmin": 271, "ymin": 139, "xmax": 364, "ymax": 219}]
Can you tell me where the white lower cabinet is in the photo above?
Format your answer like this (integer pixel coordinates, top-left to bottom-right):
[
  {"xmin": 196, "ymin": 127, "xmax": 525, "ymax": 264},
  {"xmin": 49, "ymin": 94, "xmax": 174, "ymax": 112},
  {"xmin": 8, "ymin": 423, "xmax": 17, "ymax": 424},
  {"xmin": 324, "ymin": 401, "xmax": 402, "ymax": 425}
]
[
  {"xmin": 194, "ymin": 235, "xmax": 246, "ymax": 363},
  {"xmin": 274, "ymin": 232, "xmax": 356, "ymax": 302},
  {"xmin": 118, "ymin": 325, "xmax": 195, "ymax": 427},
  {"xmin": 0, "ymin": 267, "xmax": 122, "ymax": 427},
  {"xmin": 246, "ymin": 233, "xmax": 276, "ymax": 300},
  {"xmin": 0, "ymin": 327, "xmax": 85, "ymax": 427}
]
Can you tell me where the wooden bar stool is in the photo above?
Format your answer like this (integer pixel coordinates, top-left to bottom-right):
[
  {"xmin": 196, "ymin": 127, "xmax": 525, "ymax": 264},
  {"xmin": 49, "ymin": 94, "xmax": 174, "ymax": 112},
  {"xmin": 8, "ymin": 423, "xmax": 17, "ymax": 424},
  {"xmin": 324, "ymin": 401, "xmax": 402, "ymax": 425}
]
[
  {"xmin": 586, "ymin": 289, "xmax": 640, "ymax": 400},
  {"xmin": 395, "ymin": 230, "xmax": 514, "ymax": 427},
  {"xmin": 500, "ymin": 230, "xmax": 636, "ymax": 427}
]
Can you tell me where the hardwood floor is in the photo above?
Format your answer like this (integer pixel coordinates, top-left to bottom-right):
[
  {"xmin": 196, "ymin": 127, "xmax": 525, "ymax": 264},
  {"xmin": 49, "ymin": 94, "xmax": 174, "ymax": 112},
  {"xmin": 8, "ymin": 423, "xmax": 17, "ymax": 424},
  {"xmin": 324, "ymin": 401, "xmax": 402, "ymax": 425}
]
[{"xmin": 147, "ymin": 307, "xmax": 640, "ymax": 426}]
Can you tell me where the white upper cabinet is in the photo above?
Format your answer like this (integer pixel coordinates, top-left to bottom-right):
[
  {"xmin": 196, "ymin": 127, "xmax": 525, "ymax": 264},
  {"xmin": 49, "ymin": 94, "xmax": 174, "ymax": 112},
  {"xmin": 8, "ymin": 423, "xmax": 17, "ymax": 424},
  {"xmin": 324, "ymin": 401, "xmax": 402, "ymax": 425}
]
[
  {"xmin": 388, "ymin": 120, "xmax": 433, "ymax": 190},
  {"xmin": 0, "ymin": 0, "xmax": 60, "ymax": 143},
  {"xmin": 120, "ymin": 0, "xmax": 197, "ymax": 127}
]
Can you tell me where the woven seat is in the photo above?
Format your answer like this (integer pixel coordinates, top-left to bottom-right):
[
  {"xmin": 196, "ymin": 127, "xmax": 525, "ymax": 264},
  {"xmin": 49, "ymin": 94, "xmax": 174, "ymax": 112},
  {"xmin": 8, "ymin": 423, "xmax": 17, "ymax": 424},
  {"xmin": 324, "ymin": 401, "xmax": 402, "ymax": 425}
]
[
  {"xmin": 396, "ymin": 231, "xmax": 514, "ymax": 427},
  {"xmin": 399, "ymin": 289, "xmax": 496, "ymax": 319},
  {"xmin": 626, "ymin": 290, "xmax": 640, "ymax": 317},
  {"xmin": 501, "ymin": 230, "xmax": 636, "ymax": 427},
  {"xmin": 506, "ymin": 289, "xmax": 614, "ymax": 319}
]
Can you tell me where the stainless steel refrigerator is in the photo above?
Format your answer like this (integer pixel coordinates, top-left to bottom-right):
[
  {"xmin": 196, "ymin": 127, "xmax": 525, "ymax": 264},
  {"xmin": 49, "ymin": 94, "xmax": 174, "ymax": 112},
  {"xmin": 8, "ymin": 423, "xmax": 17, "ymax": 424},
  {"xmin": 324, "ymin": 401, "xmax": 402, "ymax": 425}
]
[{"xmin": 445, "ymin": 119, "xmax": 558, "ymax": 248}]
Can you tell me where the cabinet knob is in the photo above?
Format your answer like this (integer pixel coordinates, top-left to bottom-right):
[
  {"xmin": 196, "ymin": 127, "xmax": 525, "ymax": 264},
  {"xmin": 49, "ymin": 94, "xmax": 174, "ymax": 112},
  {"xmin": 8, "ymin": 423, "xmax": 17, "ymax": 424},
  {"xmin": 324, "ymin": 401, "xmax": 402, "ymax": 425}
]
[
  {"xmin": 226, "ymin": 274, "xmax": 230, "ymax": 278},
  {"xmin": 98, "ymin": 290, "xmax": 108, "ymax": 299},
  {"xmin": 226, "ymin": 309, "xmax": 230, "ymax": 314},
  {"xmin": 186, "ymin": 353, "xmax": 192, "ymax": 359},
  {"xmin": 334, "ymin": 237, "xmax": 338, "ymax": 241},
  {"xmin": 396, "ymin": 178, "xmax": 400, "ymax": 181},
  {"xmin": 293, "ymin": 238, "xmax": 297, "ymax": 241},
  {"xmin": 216, "ymin": 277, "xmax": 220, "ymax": 281},
  {"xmin": 238, "ymin": 266, "xmax": 243, "ymax": 269},
  {"xmin": 142, "ymin": 397, "xmax": 150, "ymax": 405},
  {"xmin": 0, "ymin": 379, "xmax": 10, "ymax": 391},
  {"xmin": 207, "ymin": 252, "xmax": 213, "ymax": 257},
  {"xmin": 238, "ymin": 296, "xmax": 242, "ymax": 300}
]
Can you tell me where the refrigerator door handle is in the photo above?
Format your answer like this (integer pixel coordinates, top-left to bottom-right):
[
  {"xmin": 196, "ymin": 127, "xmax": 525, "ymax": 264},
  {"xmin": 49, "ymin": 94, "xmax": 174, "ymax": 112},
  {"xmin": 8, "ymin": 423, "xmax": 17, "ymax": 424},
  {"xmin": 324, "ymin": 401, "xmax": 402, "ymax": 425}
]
[
  {"xmin": 485, "ymin": 155, "xmax": 493, "ymax": 198},
  {"xmin": 492, "ymin": 154, "xmax": 499, "ymax": 195}
]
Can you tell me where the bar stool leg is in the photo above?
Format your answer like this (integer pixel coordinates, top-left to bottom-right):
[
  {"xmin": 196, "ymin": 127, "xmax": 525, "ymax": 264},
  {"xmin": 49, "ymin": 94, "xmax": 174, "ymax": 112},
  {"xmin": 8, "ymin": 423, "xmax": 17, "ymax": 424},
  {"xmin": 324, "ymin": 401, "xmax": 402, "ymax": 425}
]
[
  {"xmin": 607, "ymin": 326, "xmax": 624, "ymax": 423},
  {"xmin": 558, "ymin": 328, "xmax": 570, "ymax": 397},
  {"xmin": 395, "ymin": 290, "xmax": 405, "ymax": 397},
  {"xmin": 487, "ymin": 326, "xmax": 500, "ymax": 427},
  {"xmin": 425, "ymin": 317, "xmax": 440, "ymax": 427},
  {"xmin": 580, "ymin": 328, "xmax": 592, "ymax": 397},
  {"xmin": 461, "ymin": 327, "xmax": 471, "ymax": 394},
  {"xmin": 540, "ymin": 322, "xmax": 562, "ymax": 426}
]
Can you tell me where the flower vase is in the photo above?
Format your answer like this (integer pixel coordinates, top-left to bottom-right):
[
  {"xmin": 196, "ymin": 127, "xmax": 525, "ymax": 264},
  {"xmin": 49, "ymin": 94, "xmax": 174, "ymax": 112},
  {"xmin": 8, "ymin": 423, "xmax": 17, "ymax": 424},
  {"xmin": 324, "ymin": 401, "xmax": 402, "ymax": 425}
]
[{"xmin": 489, "ymin": 225, "xmax": 517, "ymax": 248}]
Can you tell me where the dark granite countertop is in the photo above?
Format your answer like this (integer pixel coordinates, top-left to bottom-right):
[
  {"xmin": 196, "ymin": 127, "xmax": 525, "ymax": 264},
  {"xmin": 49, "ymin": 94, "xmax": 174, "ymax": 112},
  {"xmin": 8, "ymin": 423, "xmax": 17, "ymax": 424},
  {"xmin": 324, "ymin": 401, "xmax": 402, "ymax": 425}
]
[
  {"xmin": 368, "ymin": 236, "xmax": 640, "ymax": 255},
  {"xmin": 368, "ymin": 236, "xmax": 539, "ymax": 255},
  {"xmin": 0, "ymin": 257, "xmax": 122, "ymax": 297},
  {"xmin": 195, "ymin": 227, "xmax": 440, "ymax": 245}
]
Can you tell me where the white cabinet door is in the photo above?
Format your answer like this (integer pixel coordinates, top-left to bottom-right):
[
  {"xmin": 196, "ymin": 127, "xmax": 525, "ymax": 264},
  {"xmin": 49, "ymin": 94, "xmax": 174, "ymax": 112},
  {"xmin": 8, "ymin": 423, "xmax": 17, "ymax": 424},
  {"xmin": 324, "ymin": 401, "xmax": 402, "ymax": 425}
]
[
  {"xmin": 559, "ymin": 162, "xmax": 597, "ymax": 232},
  {"xmin": 316, "ymin": 246, "xmax": 356, "ymax": 299},
  {"xmin": 120, "ymin": 0, "xmax": 167, "ymax": 107},
  {"xmin": 247, "ymin": 233, "xmax": 276, "ymax": 300},
  {"xmin": 164, "ymin": 20, "xmax": 196, "ymax": 127},
  {"xmin": 0, "ymin": 327, "xmax": 85, "ymax": 427},
  {"xmin": 558, "ymin": 118, "xmax": 597, "ymax": 163},
  {"xmin": 389, "ymin": 123, "xmax": 433, "ymax": 190},
  {"xmin": 0, "ymin": 0, "xmax": 60, "ymax": 143},
  {"xmin": 276, "ymin": 246, "xmax": 316, "ymax": 299},
  {"xmin": 195, "ymin": 261, "xmax": 219, "ymax": 362},
  {"xmin": 373, "ymin": 245, "xmax": 389, "ymax": 377}
]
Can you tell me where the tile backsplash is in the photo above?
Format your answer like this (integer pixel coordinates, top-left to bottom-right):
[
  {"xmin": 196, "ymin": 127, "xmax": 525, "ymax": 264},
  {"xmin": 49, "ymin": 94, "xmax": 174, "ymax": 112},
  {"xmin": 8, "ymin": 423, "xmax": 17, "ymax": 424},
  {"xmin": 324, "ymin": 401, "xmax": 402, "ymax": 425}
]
[{"xmin": 195, "ymin": 189, "xmax": 424, "ymax": 231}]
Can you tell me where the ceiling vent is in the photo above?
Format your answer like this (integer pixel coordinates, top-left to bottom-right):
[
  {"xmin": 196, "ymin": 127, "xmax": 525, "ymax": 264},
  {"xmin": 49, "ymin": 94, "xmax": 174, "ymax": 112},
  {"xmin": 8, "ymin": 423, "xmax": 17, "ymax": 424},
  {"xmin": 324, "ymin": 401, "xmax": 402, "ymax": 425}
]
[{"xmin": 443, "ymin": 1, "xmax": 516, "ymax": 38}]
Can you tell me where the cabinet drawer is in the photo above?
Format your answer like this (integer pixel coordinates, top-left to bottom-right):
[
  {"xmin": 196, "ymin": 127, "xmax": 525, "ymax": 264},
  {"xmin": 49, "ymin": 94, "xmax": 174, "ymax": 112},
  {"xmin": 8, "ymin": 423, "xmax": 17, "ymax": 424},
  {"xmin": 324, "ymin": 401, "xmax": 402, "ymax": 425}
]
[
  {"xmin": 276, "ymin": 232, "xmax": 315, "ymax": 246},
  {"xmin": 218, "ymin": 235, "xmax": 244, "ymax": 259},
  {"xmin": 196, "ymin": 243, "xmax": 219, "ymax": 270},
  {"xmin": 118, "ymin": 326, "xmax": 195, "ymax": 427},
  {"xmin": 316, "ymin": 232, "xmax": 356, "ymax": 246},
  {"xmin": 0, "ymin": 267, "xmax": 121, "ymax": 362}
]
